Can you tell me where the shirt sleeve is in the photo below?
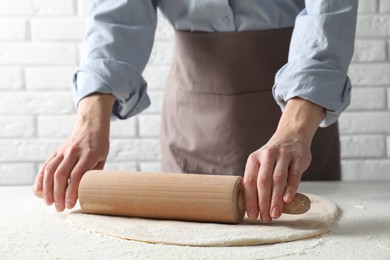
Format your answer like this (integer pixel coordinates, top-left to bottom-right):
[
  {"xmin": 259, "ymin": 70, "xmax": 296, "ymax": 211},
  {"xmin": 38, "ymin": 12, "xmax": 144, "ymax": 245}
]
[
  {"xmin": 272, "ymin": 0, "xmax": 358, "ymax": 127},
  {"xmin": 72, "ymin": 0, "xmax": 158, "ymax": 119}
]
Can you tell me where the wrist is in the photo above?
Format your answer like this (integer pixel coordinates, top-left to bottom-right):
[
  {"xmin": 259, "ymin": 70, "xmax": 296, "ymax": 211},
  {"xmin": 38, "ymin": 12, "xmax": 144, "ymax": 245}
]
[
  {"xmin": 75, "ymin": 93, "xmax": 115, "ymax": 130},
  {"xmin": 276, "ymin": 97, "xmax": 325, "ymax": 140}
]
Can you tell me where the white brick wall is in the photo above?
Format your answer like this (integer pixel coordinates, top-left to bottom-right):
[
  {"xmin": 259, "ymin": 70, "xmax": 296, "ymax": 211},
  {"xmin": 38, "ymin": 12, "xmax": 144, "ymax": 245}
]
[
  {"xmin": 0, "ymin": 0, "xmax": 75, "ymax": 16},
  {"xmin": 342, "ymin": 0, "xmax": 390, "ymax": 180},
  {"xmin": 0, "ymin": 0, "xmax": 389, "ymax": 185}
]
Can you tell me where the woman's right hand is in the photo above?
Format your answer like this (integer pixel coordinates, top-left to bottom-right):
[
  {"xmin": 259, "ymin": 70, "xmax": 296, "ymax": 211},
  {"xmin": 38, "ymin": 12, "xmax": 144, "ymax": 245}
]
[{"xmin": 32, "ymin": 93, "xmax": 115, "ymax": 212}]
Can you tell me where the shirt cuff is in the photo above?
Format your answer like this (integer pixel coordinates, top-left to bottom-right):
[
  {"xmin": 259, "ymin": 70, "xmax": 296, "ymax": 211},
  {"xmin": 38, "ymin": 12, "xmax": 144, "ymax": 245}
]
[
  {"xmin": 71, "ymin": 59, "xmax": 151, "ymax": 120},
  {"xmin": 272, "ymin": 58, "xmax": 351, "ymax": 128}
]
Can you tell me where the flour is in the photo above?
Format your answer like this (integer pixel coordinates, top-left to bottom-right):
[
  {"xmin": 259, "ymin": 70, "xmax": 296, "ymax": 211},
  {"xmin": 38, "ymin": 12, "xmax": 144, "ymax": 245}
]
[
  {"xmin": 3, "ymin": 184, "xmax": 390, "ymax": 259},
  {"xmin": 66, "ymin": 194, "xmax": 338, "ymax": 247}
]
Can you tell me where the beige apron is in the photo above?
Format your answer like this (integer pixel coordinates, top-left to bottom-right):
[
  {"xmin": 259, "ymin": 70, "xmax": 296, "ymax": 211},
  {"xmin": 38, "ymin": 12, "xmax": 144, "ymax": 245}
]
[{"xmin": 160, "ymin": 28, "xmax": 341, "ymax": 180}]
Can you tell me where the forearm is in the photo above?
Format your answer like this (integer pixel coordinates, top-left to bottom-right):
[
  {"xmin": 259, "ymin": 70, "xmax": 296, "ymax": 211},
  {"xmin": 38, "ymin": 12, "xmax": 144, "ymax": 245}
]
[
  {"xmin": 275, "ymin": 97, "xmax": 325, "ymax": 142},
  {"xmin": 75, "ymin": 93, "xmax": 115, "ymax": 135}
]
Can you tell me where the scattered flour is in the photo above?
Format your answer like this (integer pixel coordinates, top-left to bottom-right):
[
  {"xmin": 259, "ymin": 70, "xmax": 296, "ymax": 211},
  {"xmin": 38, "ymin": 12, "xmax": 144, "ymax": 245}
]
[{"xmin": 66, "ymin": 194, "xmax": 338, "ymax": 247}]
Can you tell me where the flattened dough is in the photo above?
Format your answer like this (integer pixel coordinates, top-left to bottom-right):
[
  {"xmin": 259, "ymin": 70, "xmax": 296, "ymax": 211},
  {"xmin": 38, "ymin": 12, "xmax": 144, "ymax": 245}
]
[{"xmin": 66, "ymin": 194, "xmax": 338, "ymax": 247}]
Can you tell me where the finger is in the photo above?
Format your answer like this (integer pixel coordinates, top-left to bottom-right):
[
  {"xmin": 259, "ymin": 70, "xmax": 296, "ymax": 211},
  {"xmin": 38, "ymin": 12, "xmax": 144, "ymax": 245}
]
[
  {"xmin": 243, "ymin": 153, "xmax": 260, "ymax": 220},
  {"xmin": 33, "ymin": 164, "xmax": 45, "ymax": 194},
  {"xmin": 94, "ymin": 160, "xmax": 106, "ymax": 170},
  {"xmin": 270, "ymin": 156, "xmax": 290, "ymax": 219},
  {"xmin": 53, "ymin": 155, "xmax": 78, "ymax": 212},
  {"xmin": 43, "ymin": 155, "xmax": 63, "ymax": 206},
  {"xmin": 284, "ymin": 158, "xmax": 303, "ymax": 204},
  {"xmin": 65, "ymin": 157, "xmax": 104, "ymax": 209},
  {"xmin": 257, "ymin": 151, "xmax": 276, "ymax": 223},
  {"xmin": 34, "ymin": 152, "xmax": 57, "ymax": 193}
]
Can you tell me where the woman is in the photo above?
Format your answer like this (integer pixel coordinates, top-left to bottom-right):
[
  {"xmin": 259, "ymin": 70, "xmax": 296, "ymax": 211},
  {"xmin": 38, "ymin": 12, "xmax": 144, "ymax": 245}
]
[{"xmin": 33, "ymin": 0, "xmax": 357, "ymax": 223}]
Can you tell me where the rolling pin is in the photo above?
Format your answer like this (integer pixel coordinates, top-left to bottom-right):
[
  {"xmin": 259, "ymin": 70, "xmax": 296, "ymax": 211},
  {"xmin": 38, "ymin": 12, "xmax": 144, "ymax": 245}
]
[{"xmin": 34, "ymin": 170, "xmax": 311, "ymax": 224}]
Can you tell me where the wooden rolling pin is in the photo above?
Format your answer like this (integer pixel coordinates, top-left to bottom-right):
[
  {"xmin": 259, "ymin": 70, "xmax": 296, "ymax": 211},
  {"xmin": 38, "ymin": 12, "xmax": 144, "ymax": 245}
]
[{"xmin": 34, "ymin": 170, "xmax": 311, "ymax": 224}]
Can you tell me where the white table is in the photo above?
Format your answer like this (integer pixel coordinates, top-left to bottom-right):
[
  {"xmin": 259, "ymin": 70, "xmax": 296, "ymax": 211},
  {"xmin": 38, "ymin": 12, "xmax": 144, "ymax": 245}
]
[{"xmin": 1, "ymin": 182, "xmax": 389, "ymax": 259}]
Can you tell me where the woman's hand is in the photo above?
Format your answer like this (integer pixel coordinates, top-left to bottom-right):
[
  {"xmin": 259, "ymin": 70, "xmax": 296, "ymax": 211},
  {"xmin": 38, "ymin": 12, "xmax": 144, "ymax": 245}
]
[
  {"xmin": 243, "ymin": 98, "xmax": 325, "ymax": 223},
  {"xmin": 32, "ymin": 93, "xmax": 115, "ymax": 212}
]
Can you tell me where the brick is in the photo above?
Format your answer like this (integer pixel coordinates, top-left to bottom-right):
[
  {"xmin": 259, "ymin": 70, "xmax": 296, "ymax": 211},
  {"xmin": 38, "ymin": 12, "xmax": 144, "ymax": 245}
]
[
  {"xmin": 108, "ymin": 139, "xmax": 160, "ymax": 161},
  {"xmin": 358, "ymin": 0, "xmax": 378, "ymax": 13},
  {"xmin": 77, "ymin": 0, "xmax": 93, "ymax": 15},
  {"xmin": 0, "ymin": 0, "xmax": 75, "ymax": 16},
  {"xmin": 380, "ymin": 0, "xmax": 390, "ymax": 13},
  {"xmin": 342, "ymin": 160, "xmax": 390, "ymax": 180},
  {"xmin": 0, "ymin": 92, "xmax": 74, "ymax": 115},
  {"xmin": 388, "ymin": 137, "xmax": 390, "ymax": 157},
  {"xmin": 388, "ymin": 40, "xmax": 390, "ymax": 63},
  {"xmin": 26, "ymin": 67, "xmax": 76, "ymax": 90},
  {"xmin": 339, "ymin": 112, "xmax": 390, "ymax": 134},
  {"xmin": 31, "ymin": 18, "xmax": 85, "ymax": 41},
  {"xmin": 0, "ymin": 116, "xmax": 35, "ymax": 137},
  {"xmin": 139, "ymin": 115, "xmax": 161, "ymax": 137},
  {"xmin": 348, "ymin": 64, "xmax": 390, "ymax": 85},
  {"xmin": 111, "ymin": 117, "xmax": 137, "ymax": 137},
  {"xmin": 144, "ymin": 91, "xmax": 164, "ymax": 114},
  {"xmin": 0, "ymin": 140, "xmax": 62, "ymax": 162},
  {"xmin": 0, "ymin": 0, "xmax": 33, "ymax": 15},
  {"xmin": 0, "ymin": 68, "xmax": 23, "ymax": 90},
  {"xmin": 32, "ymin": 0, "xmax": 75, "ymax": 16},
  {"xmin": 388, "ymin": 88, "xmax": 390, "ymax": 109},
  {"xmin": 0, "ymin": 19, "xmax": 27, "ymax": 40},
  {"xmin": 347, "ymin": 87, "xmax": 386, "ymax": 110},
  {"xmin": 0, "ymin": 163, "xmax": 36, "ymax": 185},
  {"xmin": 0, "ymin": 43, "xmax": 77, "ymax": 66},
  {"xmin": 356, "ymin": 15, "xmax": 390, "ymax": 37},
  {"xmin": 352, "ymin": 39, "xmax": 386, "ymax": 62},
  {"xmin": 35, "ymin": 162, "xmax": 45, "ymax": 175},
  {"xmin": 37, "ymin": 115, "xmax": 74, "ymax": 138},
  {"xmin": 148, "ymin": 42, "xmax": 174, "ymax": 66},
  {"xmin": 77, "ymin": 43, "xmax": 83, "ymax": 62},
  {"xmin": 140, "ymin": 162, "xmax": 162, "ymax": 172},
  {"xmin": 155, "ymin": 11, "xmax": 174, "ymax": 42},
  {"xmin": 142, "ymin": 66, "xmax": 170, "ymax": 90},
  {"xmin": 103, "ymin": 162, "xmax": 138, "ymax": 171},
  {"xmin": 340, "ymin": 135, "xmax": 386, "ymax": 158}
]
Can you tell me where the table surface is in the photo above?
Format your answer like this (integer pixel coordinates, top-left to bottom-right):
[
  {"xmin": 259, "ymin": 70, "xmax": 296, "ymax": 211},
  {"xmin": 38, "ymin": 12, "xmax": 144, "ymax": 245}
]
[{"xmin": 1, "ymin": 181, "xmax": 389, "ymax": 260}]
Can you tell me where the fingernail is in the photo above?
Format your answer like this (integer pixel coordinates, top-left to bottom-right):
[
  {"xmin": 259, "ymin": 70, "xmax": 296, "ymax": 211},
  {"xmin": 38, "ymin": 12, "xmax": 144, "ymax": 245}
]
[
  {"xmin": 284, "ymin": 191, "xmax": 293, "ymax": 202},
  {"xmin": 44, "ymin": 196, "xmax": 52, "ymax": 206},
  {"xmin": 248, "ymin": 209, "xmax": 258, "ymax": 219},
  {"xmin": 271, "ymin": 207, "xmax": 280, "ymax": 219},
  {"xmin": 55, "ymin": 203, "xmax": 63, "ymax": 212},
  {"xmin": 262, "ymin": 212, "xmax": 271, "ymax": 223},
  {"xmin": 65, "ymin": 199, "xmax": 73, "ymax": 209},
  {"xmin": 33, "ymin": 182, "xmax": 41, "ymax": 191}
]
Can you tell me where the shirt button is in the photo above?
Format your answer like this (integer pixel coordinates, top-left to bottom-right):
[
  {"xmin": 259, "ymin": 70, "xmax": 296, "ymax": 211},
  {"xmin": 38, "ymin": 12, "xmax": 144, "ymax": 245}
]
[{"xmin": 222, "ymin": 16, "xmax": 230, "ymax": 25}]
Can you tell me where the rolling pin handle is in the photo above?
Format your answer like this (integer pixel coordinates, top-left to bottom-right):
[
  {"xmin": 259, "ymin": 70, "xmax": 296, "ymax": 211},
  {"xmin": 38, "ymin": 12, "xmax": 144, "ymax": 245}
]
[{"xmin": 238, "ymin": 191, "xmax": 311, "ymax": 217}]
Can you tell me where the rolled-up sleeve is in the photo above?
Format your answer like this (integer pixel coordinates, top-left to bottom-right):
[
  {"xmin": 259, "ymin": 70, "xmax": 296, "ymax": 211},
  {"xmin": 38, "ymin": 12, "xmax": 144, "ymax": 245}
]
[
  {"xmin": 272, "ymin": 0, "xmax": 358, "ymax": 127},
  {"xmin": 72, "ymin": 0, "xmax": 157, "ymax": 119}
]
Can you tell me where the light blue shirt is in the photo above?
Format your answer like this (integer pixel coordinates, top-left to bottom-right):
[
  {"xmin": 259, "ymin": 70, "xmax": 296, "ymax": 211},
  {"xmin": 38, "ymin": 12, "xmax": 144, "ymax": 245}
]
[{"xmin": 72, "ymin": 0, "xmax": 358, "ymax": 127}]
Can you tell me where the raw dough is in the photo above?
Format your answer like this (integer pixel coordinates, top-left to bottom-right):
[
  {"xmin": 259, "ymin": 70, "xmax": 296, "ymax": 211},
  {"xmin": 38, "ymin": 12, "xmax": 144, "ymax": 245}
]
[{"xmin": 66, "ymin": 194, "xmax": 338, "ymax": 247}]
